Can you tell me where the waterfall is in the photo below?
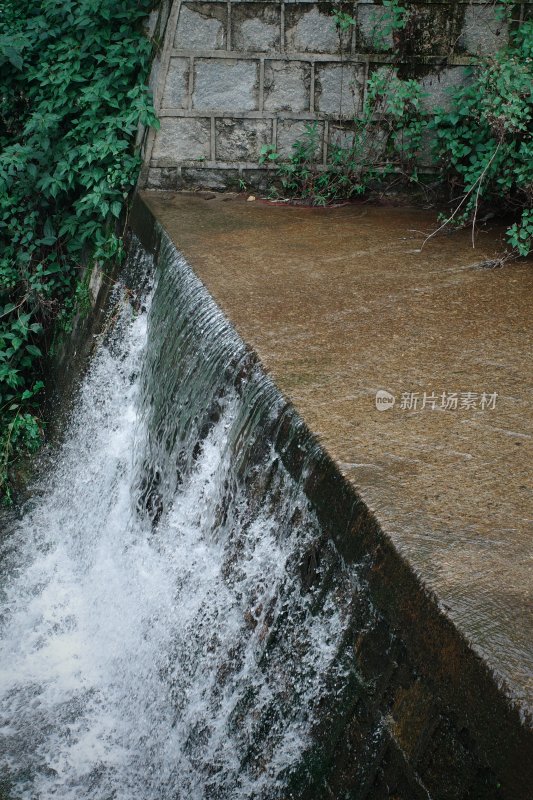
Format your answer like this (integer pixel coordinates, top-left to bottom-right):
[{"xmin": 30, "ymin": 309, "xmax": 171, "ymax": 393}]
[{"xmin": 0, "ymin": 232, "xmax": 373, "ymax": 800}]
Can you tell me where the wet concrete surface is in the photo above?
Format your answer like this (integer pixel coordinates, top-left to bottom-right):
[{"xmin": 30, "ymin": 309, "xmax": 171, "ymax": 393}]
[{"xmin": 141, "ymin": 190, "xmax": 533, "ymax": 718}]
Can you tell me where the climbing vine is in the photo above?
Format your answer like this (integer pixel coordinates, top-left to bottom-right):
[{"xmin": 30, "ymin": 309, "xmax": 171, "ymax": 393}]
[{"xmin": 0, "ymin": 0, "xmax": 159, "ymax": 501}]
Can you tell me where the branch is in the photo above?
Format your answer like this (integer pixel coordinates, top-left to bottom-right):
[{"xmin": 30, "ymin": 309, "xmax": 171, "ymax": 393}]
[{"xmin": 420, "ymin": 141, "xmax": 502, "ymax": 250}]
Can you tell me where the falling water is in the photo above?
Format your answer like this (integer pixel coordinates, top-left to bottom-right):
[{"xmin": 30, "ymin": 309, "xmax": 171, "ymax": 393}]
[{"xmin": 0, "ymin": 233, "xmax": 373, "ymax": 799}]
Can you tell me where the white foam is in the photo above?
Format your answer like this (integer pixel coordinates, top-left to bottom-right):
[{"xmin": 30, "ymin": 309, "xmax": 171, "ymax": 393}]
[{"xmin": 0, "ymin": 239, "xmax": 357, "ymax": 800}]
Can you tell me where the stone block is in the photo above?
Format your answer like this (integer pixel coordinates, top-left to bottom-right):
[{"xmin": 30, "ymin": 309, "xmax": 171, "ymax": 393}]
[
  {"xmin": 328, "ymin": 123, "xmax": 356, "ymax": 154},
  {"xmin": 162, "ymin": 58, "xmax": 190, "ymax": 108},
  {"xmin": 175, "ymin": 3, "xmax": 227, "ymax": 50},
  {"xmin": 263, "ymin": 60, "xmax": 311, "ymax": 113},
  {"xmin": 152, "ymin": 117, "xmax": 211, "ymax": 163},
  {"xmin": 420, "ymin": 67, "xmax": 468, "ymax": 112},
  {"xmin": 146, "ymin": 167, "xmax": 183, "ymax": 190},
  {"xmin": 276, "ymin": 119, "xmax": 324, "ymax": 161},
  {"xmin": 215, "ymin": 118, "xmax": 272, "ymax": 161},
  {"xmin": 193, "ymin": 59, "xmax": 259, "ymax": 111},
  {"xmin": 231, "ymin": 3, "xmax": 281, "ymax": 52},
  {"xmin": 315, "ymin": 63, "xmax": 363, "ymax": 116},
  {"xmin": 328, "ymin": 122, "xmax": 387, "ymax": 164},
  {"xmin": 458, "ymin": 4, "xmax": 508, "ymax": 56},
  {"xmin": 357, "ymin": 5, "xmax": 393, "ymax": 53},
  {"xmin": 240, "ymin": 169, "xmax": 273, "ymax": 192},
  {"xmin": 285, "ymin": 4, "xmax": 349, "ymax": 53},
  {"xmin": 181, "ymin": 167, "xmax": 241, "ymax": 190},
  {"xmin": 360, "ymin": 3, "xmax": 467, "ymax": 58}
]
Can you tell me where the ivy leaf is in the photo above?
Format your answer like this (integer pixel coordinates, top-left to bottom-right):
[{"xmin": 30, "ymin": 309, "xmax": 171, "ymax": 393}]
[{"xmin": 1, "ymin": 45, "xmax": 23, "ymax": 70}]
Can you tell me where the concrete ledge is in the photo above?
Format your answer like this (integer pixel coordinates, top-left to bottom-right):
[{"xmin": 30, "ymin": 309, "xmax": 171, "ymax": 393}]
[{"xmin": 131, "ymin": 191, "xmax": 533, "ymax": 799}]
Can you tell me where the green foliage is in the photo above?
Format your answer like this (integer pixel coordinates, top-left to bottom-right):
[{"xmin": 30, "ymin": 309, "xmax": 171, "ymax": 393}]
[
  {"xmin": 372, "ymin": 0, "xmax": 410, "ymax": 49},
  {"xmin": 260, "ymin": 123, "xmax": 330, "ymax": 205},
  {"xmin": 0, "ymin": 0, "xmax": 159, "ymax": 500},
  {"xmin": 261, "ymin": 7, "xmax": 532, "ymax": 257},
  {"xmin": 260, "ymin": 4, "xmax": 425, "ymax": 205},
  {"xmin": 507, "ymin": 209, "xmax": 533, "ymax": 257},
  {"xmin": 260, "ymin": 68, "xmax": 428, "ymax": 205},
  {"xmin": 332, "ymin": 0, "xmax": 409, "ymax": 45},
  {"xmin": 431, "ymin": 20, "xmax": 533, "ymax": 254},
  {"xmin": 331, "ymin": 10, "xmax": 356, "ymax": 34}
]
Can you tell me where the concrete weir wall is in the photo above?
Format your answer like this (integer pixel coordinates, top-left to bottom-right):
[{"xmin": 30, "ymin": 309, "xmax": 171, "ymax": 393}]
[
  {"xmin": 132, "ymin": 192, "xmax": 533, "ymax": 799},
  {"xmin": 139, "ymin": 0, "xmax": 522, "ymax": 191}
]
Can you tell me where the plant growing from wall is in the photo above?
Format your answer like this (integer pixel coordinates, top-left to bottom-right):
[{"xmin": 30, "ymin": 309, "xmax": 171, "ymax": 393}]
[
  {"xmin": 259, "ymin": 68, "xmax": 428, "ymax": 206},
  {"xmin": 266, "ymin": 0, "xmax": 417, "ymax": 202},
  {"xmin": 359, "ymin": 0, "xmax": 411, "ymax": 52},
  {"xmin": 261, "ymin": 3, "xmax": 532, "ymax": 258},
  {"xmin": 259, "ymin": 2, "xmax": 425, "ymax": 205},
  {"xmin": 429, "ymin": 17, "xmax": 533, "ymax": 256},
  {"xmin": 0, "ymin": 0, "xmax": 159, "ymax": 501}
]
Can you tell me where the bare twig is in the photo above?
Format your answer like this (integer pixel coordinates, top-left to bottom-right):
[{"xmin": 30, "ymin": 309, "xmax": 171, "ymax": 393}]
[
  {"xmin": 420, "ymin": 141, "xmax": 502, "ymax": 250},
  {"xmin": 0, "ymin": 296, "xmax": 28, "ymax": 320},
  {"xmin": 471, "ymin": 141, "xmax": 501, "ymax": 247}
]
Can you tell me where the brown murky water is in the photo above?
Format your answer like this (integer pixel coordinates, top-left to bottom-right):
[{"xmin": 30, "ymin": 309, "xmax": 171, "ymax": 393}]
[{"xmin": 142, "ymin": 191, "xmax": 533, "ymax": 715}]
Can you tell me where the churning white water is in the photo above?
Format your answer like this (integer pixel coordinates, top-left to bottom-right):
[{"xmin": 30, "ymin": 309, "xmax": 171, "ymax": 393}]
[{"xmin": 0, "ymin": 235, "xmax": 363, "ymax": 799}]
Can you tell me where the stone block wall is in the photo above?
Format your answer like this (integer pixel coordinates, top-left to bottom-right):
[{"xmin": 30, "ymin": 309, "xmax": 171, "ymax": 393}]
[{"xmin": 141, "ymin": 1, "xmax": 527, "ymax": 191}]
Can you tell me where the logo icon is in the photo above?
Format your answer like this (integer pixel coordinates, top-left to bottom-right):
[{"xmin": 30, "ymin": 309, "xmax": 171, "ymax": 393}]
[{"xmin": 375, "ymin": 390, "xmax": 395, "ymax": 412}]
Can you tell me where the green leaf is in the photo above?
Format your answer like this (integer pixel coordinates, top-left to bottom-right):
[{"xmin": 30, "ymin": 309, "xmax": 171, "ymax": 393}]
[{"xmin": 2, "ymin": 45, "xmax": 23, "ymax": 70}]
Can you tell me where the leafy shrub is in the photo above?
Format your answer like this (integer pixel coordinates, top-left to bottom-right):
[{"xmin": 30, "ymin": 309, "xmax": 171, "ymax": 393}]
[
  {"xmin": 432, "ymin": 19, "xmax": 533, "ymax": 255},
  {"xmin": 0, "ymin": 0, "xmax": 159, "ymax": 501},
  {"xmin": 260, "ymin": 6, "xmax": 532, "ymax": 258}
]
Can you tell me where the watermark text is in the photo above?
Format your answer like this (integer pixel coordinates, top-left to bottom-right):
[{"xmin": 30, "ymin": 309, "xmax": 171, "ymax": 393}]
[{"xmin": 375, "ymin": 390, "xmax": 498, "ymax": 412}]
